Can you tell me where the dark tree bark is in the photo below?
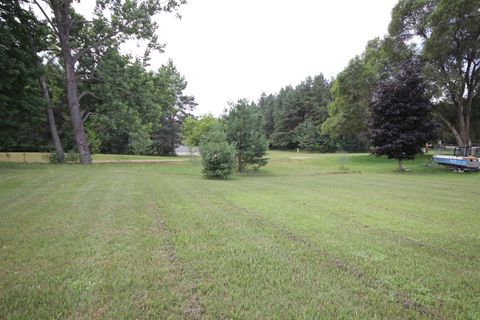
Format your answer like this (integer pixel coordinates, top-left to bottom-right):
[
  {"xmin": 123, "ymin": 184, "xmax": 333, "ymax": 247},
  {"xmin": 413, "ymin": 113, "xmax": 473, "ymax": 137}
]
[
  {"xmin": 50, "ymin": 0, "xmax": 92, "ymax": 164},
  {"xmin": 39, "ymin": 73, "xmax": 65, "ymax": 163},
  {"xmin": 237, "ymin": 155, "xmax": 243, "ymax": 172}
]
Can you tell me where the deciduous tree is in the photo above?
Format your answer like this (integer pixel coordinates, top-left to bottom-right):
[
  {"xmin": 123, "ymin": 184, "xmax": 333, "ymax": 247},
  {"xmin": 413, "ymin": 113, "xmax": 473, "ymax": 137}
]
[
  {"xmin": 369, "ymin": 61, "xmax": 437, "ymax": 171},
  {"xmin": 322, "ymin": 39, "xmax": 387, "ymax": 151},
  {"xmin": 182, "ymin": 114, "xmax": 218, "ymax": 150},
  {"xmin": 33, "ymin": 0, "xmax": 186, "ymax": 163},
  {"xmin": 389, "ymin": 0, "xmax": 480, "ymax": 153}
]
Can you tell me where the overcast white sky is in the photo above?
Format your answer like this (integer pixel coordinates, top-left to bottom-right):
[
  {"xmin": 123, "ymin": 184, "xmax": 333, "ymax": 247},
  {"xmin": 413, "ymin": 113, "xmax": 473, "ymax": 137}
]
[
  {"xmin": 150, "ymin": 0, "xmax": 399, "ymax": 116},
  {"xmin": 75, "ymin": 0, "xmax": 398, "ymax": 116}
]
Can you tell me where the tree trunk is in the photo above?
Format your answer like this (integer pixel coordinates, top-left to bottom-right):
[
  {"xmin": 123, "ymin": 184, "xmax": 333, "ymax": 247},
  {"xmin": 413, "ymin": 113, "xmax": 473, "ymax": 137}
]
[
  {"xmin": 64, "ymin": 58, "xmax": 92, "ymax": 163},
  {"xmin": 436, "ymin": 110, "xmax": 469, "ymax": 155},
  {"xmin": 52, "ymin": 1, "xmax": 92, "ymax": 164},
  {"xmin": 452, "ymin": 96, "xmax": 471, "ymax": 155},
  {"xmin": 13, "ymin": 0, "xmax": 64, "ymax": 163},
  {"xmin": 398, "ymin": 159, "xmax": 405, "ymax": 172},
  {"xmin": 237, "ymin": 155, "xmax": 242, "ymax": 172},
  {"xmin": 39, "ymin": 74, "xmax": 65, "ymax": 163}
]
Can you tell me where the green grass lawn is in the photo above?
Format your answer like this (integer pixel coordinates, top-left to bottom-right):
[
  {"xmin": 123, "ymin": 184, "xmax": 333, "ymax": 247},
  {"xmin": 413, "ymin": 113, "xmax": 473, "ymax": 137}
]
[{"xmin": 0, "ymin": 151, "xmax": 478, "ymax": 319}]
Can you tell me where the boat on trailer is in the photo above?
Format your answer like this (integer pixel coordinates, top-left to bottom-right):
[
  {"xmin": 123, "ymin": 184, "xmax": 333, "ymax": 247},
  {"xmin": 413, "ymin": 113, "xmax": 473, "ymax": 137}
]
[{"xmin": 433, "ymin": 155, "xmax": 480, "ymax": 172}]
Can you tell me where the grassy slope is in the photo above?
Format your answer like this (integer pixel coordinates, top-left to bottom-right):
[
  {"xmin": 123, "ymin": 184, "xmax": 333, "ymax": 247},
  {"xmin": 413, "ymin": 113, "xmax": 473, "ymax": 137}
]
[{"xmin": 0, "ymin": 152, "xmax": 478, "ymax": 319}]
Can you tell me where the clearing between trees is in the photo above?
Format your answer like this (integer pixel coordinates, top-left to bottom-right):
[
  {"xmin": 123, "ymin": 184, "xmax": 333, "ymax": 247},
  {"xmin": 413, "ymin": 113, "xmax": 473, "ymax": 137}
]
[{"xmin": 0, "ymin": 151, "xmax": 478, "ymax": 319}]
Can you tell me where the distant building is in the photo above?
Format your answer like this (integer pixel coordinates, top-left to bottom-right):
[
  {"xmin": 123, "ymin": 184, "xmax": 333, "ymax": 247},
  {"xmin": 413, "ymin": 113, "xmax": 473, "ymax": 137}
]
[{"xmin": 174, "ymin": 145, "xmax": 200, "ymax": 156}]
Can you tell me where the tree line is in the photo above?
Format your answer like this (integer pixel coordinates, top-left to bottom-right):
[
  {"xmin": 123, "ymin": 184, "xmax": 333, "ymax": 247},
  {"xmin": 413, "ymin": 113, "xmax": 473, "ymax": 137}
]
[
  {"xmin": 1, "ymin": 0, "xmax": 190, "ymax": 163},
  {"xmin": 1, "ymin": 0, "xmax": 479, "ymax": 164},
  {"xmin": 254, "ymin": 0, "xmax": 480, "ymax": 154}
]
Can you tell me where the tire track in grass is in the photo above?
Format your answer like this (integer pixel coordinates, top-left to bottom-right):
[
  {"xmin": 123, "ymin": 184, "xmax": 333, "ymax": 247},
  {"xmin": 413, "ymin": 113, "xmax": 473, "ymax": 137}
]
[
  {"xmin": 142, "ymin": 183, "xmax": 203, "ymax": 320},
  {"xmin": 152, "ymin": 177, "xmax": 434, "ymax": 319},
  {"xmin": 217, "ymin": 196, "xmax": 441, "ymax": 319},
  {"xmin": 293, "ymin": 198, "xmax": 477, "ymax": 262},
  {"xmin": 101, "ymin": 167, "xmax": 452, "ymax": 317},
  {"xmin": 229, "ymin": 174, "xmax": 478, "ymax": 262},
  {"xmin": 189, "ymin": 181, "xmax": 442, "ymax": 319},
  {"xmin": 144, "ymin": 178, "xmax": 356, "ymax": 318},
  {"xmin": 213, "ymin": 176, "xmax": 476, "ymax": 317}
]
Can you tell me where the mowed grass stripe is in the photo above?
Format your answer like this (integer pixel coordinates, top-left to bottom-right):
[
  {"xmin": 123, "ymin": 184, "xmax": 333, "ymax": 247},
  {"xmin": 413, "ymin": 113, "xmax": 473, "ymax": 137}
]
[
  {"xmin": 0, "ymin": 166, "xmax": 189, "ymax": 319},
  {"xmin": 1, "ymin": 152, "xmax": 479, "ymax": 319},
  {"xmin": 162, "ymin": 170, "xmax": 477, "ymax": 318},
  {"xmin": 1, "ymin": 167, "xmax": 103, "ymax": 318},
  {"xmin": 143, "ymin": 174, "xmax": 427, "ymax": 318},
  {"xmin": 117, "ymin": 160, "xmax": 478, "ymax": 318},
  {"xmin": 228, "ymin": 171, "xmax": 478, "ymax": 241}
]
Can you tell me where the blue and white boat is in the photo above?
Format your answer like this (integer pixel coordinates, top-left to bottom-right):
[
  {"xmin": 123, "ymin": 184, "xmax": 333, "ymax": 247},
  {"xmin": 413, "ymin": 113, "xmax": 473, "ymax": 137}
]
[{"xmin": 433, "ymin": 155, "xmax": 479, "ymax": 171}]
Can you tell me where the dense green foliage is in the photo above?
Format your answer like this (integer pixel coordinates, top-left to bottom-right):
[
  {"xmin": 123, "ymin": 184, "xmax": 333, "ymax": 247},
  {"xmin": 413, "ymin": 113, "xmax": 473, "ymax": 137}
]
[
  {"xmin": 370, "ymin": 61, "xmax": 437, "ymax": 170},
  {"xmin": 0, "ymin": 0, "xmax": 188, "ymax": 160},
  {"xmin": 182, "ymin": 114, "xmax": 218, "ymax": 149},
  {"xmin": 224, "ymin": 100, "xmax": 269, "ymax": 171},
  {"xmin": 389, "ymin": 0, "xmax": 480, "ymax": 149},
  {"xmin": 0, "ymin": 1, "xmax": 47, "ymax": 151},
  {"xmin": 44, "ymin": 0, "xmax": 186, "ymax": 163},
  {"xmin": 2, "ymin": 0, "xmax": 480, "ymax": 155},
  {"xmin": 258, "ymin": 75, "xmax": 333, "ymax": 151},
  {"xmin": 0, "ymin": 16, "xmax": 195, "ymax": 156},
  {"xmin": 253, "ymin": 1, "xmax": 479, "ymax": 152},
  {"xmin": 199, "ymin": 124, "xmax": 235, "ymax": 178},
  {"xmin": 84, "ymin": 54, "xmax": 196, "ymax": 155},
  {"xmin": 322, "ymin": 39, "xmax": 392, "ymax": 152}
]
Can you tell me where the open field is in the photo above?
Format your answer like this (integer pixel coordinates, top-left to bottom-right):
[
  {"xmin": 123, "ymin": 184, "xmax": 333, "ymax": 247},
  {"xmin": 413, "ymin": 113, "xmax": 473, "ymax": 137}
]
[{"xmin": 0, "ymin": 151, "xmax": 479, "ymax": 319}]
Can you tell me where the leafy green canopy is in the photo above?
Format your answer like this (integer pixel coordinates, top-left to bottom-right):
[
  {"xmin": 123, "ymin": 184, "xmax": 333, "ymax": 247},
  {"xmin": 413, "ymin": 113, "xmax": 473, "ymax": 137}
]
[
  {"xmin": 26, "ymin": 0, "xmax": 187, "ymax": 163},
  {"xmin": 369, "ymin": 61, "xmax": 437, "ymax": 163},
  {"xmin": 0, "ymin": 0, "xmax": 47, "ymax": 151},
  {"xmin": 182, "ymin": 114, "xmax": 218, "ymax": 148},
  {"xmin": 322, "ymin": 39, "xmax": 388, "ymax": 152},
  {"xmin": 389, "ymin": 0, "xmax": 480, "ymax": 148},
  {"xmin": 82, "ymin": 51, "xmax": 195, "ymax": 155}
]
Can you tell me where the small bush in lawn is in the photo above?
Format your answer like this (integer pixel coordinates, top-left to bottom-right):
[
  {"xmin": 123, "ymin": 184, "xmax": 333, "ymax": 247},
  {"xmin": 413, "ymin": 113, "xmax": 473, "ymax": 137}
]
[
  {"xmin": 46, "ymin": 150, "xmax": 78, "ymax": 164},
  {"xmin": 46, "ymin": 151, "xmax": 62, "ymax": 164},
  {"xmin": 65, "ymin": 150, "xmax": 80, "ymax": 164},
  {"xmin": 200, "ymin": 124, "xmax": 235, "ymax": 179}
]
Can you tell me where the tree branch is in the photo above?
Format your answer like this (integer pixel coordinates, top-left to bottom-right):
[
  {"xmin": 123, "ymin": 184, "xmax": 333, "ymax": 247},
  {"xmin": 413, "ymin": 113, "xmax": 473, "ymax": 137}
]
[
  {"xmin": 32, "ymin": 0, "xmax": 59, "ymax": 36},
  {"xmin": 437, "ymin": 62, "xmax": 463, "ymax": 110},
  {"xmin": 434, "ymin": 110, "xmax": 461, "ymax": 139},
  {"xmin": 42, "ymin": 51, "xmax": 62, "ymax": 66},
  {"xmin": 471, "ymin": 62, "xmax": 480, "ymax": 91},
  {"xmin": 79, "ymin": 91, "xmax": 101, "ymax": 101},
  {"xmin": 76, "ymin": 72, "xmax": 101, "ymax": 83},
  {"xmin": 81, "ymin": 111, "xmax": 91, "ymax": 124}
]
